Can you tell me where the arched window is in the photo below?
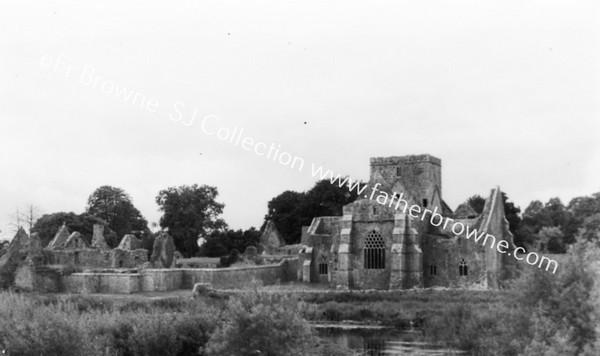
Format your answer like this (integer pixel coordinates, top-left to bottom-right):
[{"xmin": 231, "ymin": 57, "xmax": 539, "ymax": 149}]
[
  {"xmin": 459, "ymin": 258, "xmax": 468, "ymax": 276},
  {"xmin": 429, "ymin": 260, "xmax": 437, "ymax": 276},
  {"xmin": 396, "ymin": 166, "xmax": 402, "ymax": 177},
  {"xmin": 318, "ymin": 255, "xmax": 328, "ymax": 275},
  {"xmin": 364, "ymin": 230, "xmax": 385, "ymax": 269}
]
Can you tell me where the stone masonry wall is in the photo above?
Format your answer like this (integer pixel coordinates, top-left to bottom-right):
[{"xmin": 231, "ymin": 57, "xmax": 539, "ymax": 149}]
[
  {"xmin": 61, "ymin": 258, "xmax": 299, "ymax": 294},
  {"xmin": 370, "ymin": 154, "xmax": 441, "ymax": 206}
]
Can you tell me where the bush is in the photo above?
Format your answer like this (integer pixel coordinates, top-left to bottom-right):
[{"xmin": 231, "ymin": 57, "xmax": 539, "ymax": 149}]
[
  {"xmin": 0, "ymin": 293, "xmax": 220, "ymax": 356},
  {"xmin": 204, "ymin": 288, "xmax": 317, "ymax": 355}
]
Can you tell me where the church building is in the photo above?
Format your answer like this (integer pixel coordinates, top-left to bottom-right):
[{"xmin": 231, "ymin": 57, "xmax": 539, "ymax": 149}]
[{"xmin": 298, "ymin": 154, "xmax": 517, "ymax": 289}]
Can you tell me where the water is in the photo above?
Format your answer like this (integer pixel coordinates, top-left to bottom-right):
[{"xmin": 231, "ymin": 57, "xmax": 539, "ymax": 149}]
[{"xmin": 316, "ymin": 326, "xmax": 468, "ymax": 355}]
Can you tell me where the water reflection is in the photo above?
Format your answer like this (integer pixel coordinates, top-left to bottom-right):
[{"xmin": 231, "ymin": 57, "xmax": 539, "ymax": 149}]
[{"xmin": 317, "ymin": 326, "xmax": 468, "ymax": 355}]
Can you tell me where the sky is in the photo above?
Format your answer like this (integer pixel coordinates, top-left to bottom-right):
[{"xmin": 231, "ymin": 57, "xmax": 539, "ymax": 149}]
[{"xmin": 1, "ymin": 0, "xmax": 599, "ymax": 240}]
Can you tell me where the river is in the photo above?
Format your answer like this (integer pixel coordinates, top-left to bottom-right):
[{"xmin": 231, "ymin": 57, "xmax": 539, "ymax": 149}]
[{"xmin": 316, "ymin": 325, "xmax": 469, "ymax": 355}]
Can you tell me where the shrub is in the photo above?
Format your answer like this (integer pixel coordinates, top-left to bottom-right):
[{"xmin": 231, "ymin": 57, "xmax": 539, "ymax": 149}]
[
  {"xmin": 0, "ymin": 293, "xmax": 220, "ymax": 356},
  {"xmin": 204, "ymin": 288, "xmax": 317, "ymax": 355}
]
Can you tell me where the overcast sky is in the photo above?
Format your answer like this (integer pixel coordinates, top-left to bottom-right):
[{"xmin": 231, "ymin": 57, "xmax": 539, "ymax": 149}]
[{"xmin": 1, "ymin": 0, "xmax": 599, "ymax": 240}]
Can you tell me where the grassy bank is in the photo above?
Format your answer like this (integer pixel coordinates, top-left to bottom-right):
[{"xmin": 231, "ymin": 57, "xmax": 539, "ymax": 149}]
[{"xmin": 297, "ymin": 289, "xmax": 515, "ymax": 328}]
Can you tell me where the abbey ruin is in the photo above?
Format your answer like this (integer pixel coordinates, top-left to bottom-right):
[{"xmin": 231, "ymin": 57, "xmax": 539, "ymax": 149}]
[
  {"xmin": 0, "ymin": 154, "xmax": 517, "ymax": 293},
  {"xmin": 296, "ymin": 154, "xmax": 518, "ymax": 289}
]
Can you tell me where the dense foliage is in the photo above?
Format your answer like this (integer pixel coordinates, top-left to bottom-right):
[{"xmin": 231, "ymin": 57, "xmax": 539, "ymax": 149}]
[
  {"xmin": 156, "ymin": 184, "xmax": 227, "ymax": 257},
  {"xmin": 205, "ymin": 289, "xmax": 317, "ymax": 355},
  {"xmin": 264, "ymin": 179, "xmax": 363, "ymax": 244},
  {"xmin": 32, "ymin": 212, "xmax": 118, "ymax": 247},
  {"xmin": 0, "ymin": 289, "xmax": 341, "ymax": 355},
  {"xmin": 86, "ymin": 185, "xmax": 150, "ymax": 242},
  {"xmin": 515, "ymin": 193, "xmax": 600, "ymax": 252},
  {"xmin": 199, "ymin": 228, "xmax": 261, "ymax": 257}
]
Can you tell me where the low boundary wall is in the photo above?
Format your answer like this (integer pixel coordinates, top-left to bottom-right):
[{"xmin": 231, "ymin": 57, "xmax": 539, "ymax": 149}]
[{"xmin": 62, "ymin": 258, "xmax": 298, "ymax": 294}]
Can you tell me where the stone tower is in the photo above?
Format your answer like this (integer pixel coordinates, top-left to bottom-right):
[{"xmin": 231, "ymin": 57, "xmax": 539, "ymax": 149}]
[{"xmin": 369, "ymin": 154, "xmax": 442, "ymax": 209}]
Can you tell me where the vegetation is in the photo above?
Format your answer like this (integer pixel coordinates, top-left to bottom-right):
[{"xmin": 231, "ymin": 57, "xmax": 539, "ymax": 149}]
[
  {"xmin": 514, "ymin": 193, "xmax": 600, "ymax": 252},
  {"xmin": 200, "ymin": 228, "xmax": 261, "ymax": 257},
  {"xmin": 0, "ymin": 294, "xmax": 218, "ymax": 356},
  {"xmin": 422, "ymin": 239, "xmax": 600, "ymax": 355},
  {"xmin": 86, "ymin": 185, "xmax": 151, "ymax": 244},
  {"xmin": 264, "ymin": 179, "xmax": 363, "ymax": 244},
  {"xmin": 32, "ymin": 211, "xmax": 118, "ymax": 247},
  {"xmin": 204, "ymin": 288, "xmax": 317, "ymax": 355},
  {"xmin": 156, "ymin": 184, "xmax": 227, "ymax": 257},
  {"xmin": 32, "ymin": 185, "xmax": 151, "ymax": 248},
  {"xmin": 0, "ymin": 289, "xmax": 348, "ymax": 356}
]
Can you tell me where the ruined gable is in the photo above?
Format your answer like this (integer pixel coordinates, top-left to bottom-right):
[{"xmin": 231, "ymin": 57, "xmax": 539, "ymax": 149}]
[
  {"xmin": 149, "ymin": 231, "xmax": 175, "ymax": 268},
  {"xmin": 0, "ymin": 228, "xmax": 30, "ymax": 288},
  {"xmin": 118, "ymin": 234, "xmax": 143, "ymax": 250},
  {"xmin": 64, "ymin": 232, "xmax": 88, "ymax": 250},
  {"xmin": 260, "ymin": 220, "xmax": 283, "ymax": 254},
  {"xmin": 47, "ymin": 224, "xmax": 70, "ymax": 250}
]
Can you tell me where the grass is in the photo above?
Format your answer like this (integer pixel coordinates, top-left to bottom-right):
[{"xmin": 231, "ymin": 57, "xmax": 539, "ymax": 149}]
[
  {"xmin": 0, "ymin": 292, "xmax": 221, "ymax": 356},
  {"xmin": 0, "ymin": 287, "xmax": 557, "ymax": 356}
]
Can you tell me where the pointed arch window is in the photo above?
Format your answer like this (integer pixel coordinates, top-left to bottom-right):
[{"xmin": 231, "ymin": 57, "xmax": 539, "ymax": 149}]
[
  {"xmin": 459, "ymin": 258, "xmax": 468, "ymax": 276},
  {"xmin": 318, "ymin": 255, "xmax": 329, "ymax": 275},
  {"xmin": 429, "ymin": 260, "xmax": 437, "ymax": 276},
  {"xmin": 364, "ymin": 230, "xmax": 385, "ymax": 269}
]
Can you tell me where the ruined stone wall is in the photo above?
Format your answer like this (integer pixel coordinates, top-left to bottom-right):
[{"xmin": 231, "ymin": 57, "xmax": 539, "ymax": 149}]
[
  {"xmin": 182, "ymin": 258, "xmax": 298, "ymax": 289},
  {"xmin": 64, "ymin": 273, "xmax": 142, "ymax": 294},
  {"xmin": 43, "ymin": 248, "xmax": 147, "ymax": 269},
  {"xmin": 44, "ymin": 249, "xmax": 111, "ymax": 267},
  {"xmin": 422, "ymin": 230, "xmax": 491, "ymax": 289},
  {"xmin": 59, "ymin": 259, "xmax": 298, "ymax": 294},
  {"xmin": 14, "ymin": 265, "xmax": 63, "ymax": 292},
  {"xmin": 141, "ymin": 269, "xmax": 183, "ymax": 292}
]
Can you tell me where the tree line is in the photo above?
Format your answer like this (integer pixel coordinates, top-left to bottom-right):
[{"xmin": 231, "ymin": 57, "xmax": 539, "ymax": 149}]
[{"xmin": 4, "ymin": 181, "xmax": 599, "ymax": 258}]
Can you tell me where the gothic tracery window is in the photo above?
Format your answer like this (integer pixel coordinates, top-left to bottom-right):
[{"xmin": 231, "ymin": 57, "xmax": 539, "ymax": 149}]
[
  {"xmin": 459, "ymin": 258, "xmax": 468, "ymax": 276},
  {"xmin": 429, "ymin": 260, "xmax": 437, "ymax": 276},
  {"xmin": 364, "ymin": 230, "xmax": 385, "ymax": 269},
  {"xmin": 318, "ymin": 255, "xmax": 328, "ymax": 275}
]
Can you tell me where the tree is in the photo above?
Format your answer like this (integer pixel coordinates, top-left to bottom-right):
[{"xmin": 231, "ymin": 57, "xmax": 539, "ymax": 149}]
[
  {"xmin": 264, "ymin": 190, "xmax": 305, "ymax": 245},
  {"xmin": 20, "ymin": 204, "xmax": 42, "ymax": 234},
  {"xmin": 566, "ymin": 193, "xmax": 600, "ymax": 243},
  {"xmin": 537, "ymin": 226, "xmax": 565, "ymax": 253},
  {"xmin": 515, "ymin": 240, "xmax": 600, "ymax": 353},
  {"xmin": 264, "ymin": 179, "xmax": 362, "ymax": 244},
  {"xmin": 302, "ymin": 179, "xmax": 361, "ymax": 218},
  {"xmin": 204, "ymin": 288, "xmax": 317, "ymax": 355},
  {"xmin": 501, "ymin": 192, "xmax": 521, "ymax": 232},
  {"xmin": 86, "ymin": 186, "xmax": 149, "ymax": 241},
  {"xmin": 0, "ymin": 240, "xmax": 8, "ymax": 258},
  {"xmin": 467, "ymin": 195, "xmax": 485, "ymax": 214},
  {"xmin": 579, "ymin": 213, "xmax": 600, "ymax": 244},
  {"xmin": 32, "ymin": 212, "xmax": 119, "ymax": 247},
  {"xmin": 156, "ymin": 184, "xmax": 227, "ymax": 257},
  {"xmin": 200, "ymin": 228, "xmax": 261, "ymax": 257},
  {"xmin": 517, "ymin": 196, "xmax": 597, "ymax": 251}
]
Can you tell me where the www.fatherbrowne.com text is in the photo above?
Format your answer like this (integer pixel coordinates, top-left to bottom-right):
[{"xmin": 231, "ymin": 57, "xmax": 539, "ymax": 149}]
[{"xmin": 313, "ymin": 171, "xmax": 559, "ymax": 274}]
